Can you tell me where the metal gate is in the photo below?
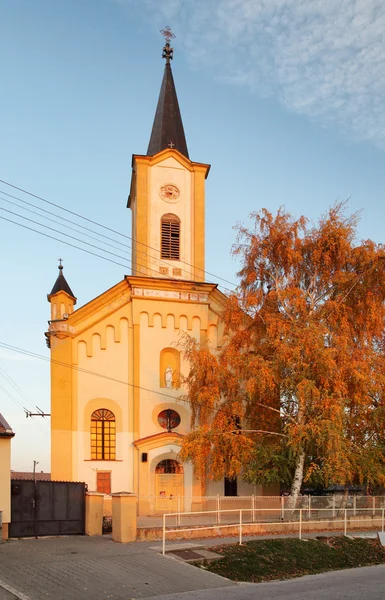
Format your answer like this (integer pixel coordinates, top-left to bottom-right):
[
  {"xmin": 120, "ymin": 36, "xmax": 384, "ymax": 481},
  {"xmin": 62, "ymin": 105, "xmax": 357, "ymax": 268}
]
[{"xmin": 10, "ymin": 479, "xmax": 86, "ymax": 538}]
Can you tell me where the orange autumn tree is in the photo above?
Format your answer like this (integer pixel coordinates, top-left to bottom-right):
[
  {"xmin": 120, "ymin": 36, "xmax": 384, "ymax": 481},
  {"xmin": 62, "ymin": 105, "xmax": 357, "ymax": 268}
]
[{"xmin": 180, "ymin": 203, "xmax": 385, "ymax": 504}]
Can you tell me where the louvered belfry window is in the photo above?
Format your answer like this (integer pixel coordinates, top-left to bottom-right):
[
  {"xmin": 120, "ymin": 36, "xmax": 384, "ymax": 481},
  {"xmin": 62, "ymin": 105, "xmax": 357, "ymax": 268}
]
[{"xmin": 161, "ymin": 214, "xmax": 180, "ymax": 260}]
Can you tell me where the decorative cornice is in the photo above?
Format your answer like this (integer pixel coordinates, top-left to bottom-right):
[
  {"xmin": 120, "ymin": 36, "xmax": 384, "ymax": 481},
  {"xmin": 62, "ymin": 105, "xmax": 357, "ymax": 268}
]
[
  {"xmin": 133, "ymin": 431, "xmax": 184, "ymax": 449},
  {"xmin": 132, "ymin": 287, "xmax": 209, "ymax": 303}
]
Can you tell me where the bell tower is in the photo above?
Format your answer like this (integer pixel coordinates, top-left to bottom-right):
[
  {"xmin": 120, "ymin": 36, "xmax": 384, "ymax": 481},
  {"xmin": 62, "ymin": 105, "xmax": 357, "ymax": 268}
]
[{"xmin": 127, "ymin": 27, "xmax": 210, "ymax": 282}]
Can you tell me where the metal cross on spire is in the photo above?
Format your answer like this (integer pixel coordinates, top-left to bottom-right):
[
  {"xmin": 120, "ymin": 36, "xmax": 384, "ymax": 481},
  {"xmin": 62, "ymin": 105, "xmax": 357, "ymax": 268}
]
[
  {"xmin": 160, "ymin": 26, "xmax": 175, "ymax": 63},
  {"xmin": 58, "ymin": 258, "xmax": 63, "ymax": 270}
]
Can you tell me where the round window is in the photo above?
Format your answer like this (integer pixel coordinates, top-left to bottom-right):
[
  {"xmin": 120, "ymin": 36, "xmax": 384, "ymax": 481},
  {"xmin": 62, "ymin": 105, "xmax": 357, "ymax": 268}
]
[{"xmin": 158, "ymin": 409, "xmax": 181, "ymax": 431}]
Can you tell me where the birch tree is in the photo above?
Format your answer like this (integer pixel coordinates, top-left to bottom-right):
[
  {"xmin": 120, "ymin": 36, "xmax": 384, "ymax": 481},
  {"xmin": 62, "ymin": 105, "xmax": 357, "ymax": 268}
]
[{"xmin": 180, "ymin": 203, "xmax": 385, "ymax": 506}]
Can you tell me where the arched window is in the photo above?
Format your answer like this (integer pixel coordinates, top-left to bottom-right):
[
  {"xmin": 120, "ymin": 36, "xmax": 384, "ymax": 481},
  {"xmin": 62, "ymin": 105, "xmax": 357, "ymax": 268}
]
[
  {"xmin": 91, "ymin": 409, "xmax": 116, "ymax": 460},
  {"xmin": 161, "ymin": 214, "xmax": 180, "ymax": 260},
  {"xmin": 155, "ymin": 459, "xmax": 183, "ymax": 474}
]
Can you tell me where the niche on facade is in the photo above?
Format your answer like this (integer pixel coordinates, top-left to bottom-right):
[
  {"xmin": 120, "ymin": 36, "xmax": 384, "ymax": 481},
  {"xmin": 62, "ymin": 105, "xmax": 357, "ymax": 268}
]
[{"xmin": 159, "ymin": 347, "xmax": 180, "ymax": 388}]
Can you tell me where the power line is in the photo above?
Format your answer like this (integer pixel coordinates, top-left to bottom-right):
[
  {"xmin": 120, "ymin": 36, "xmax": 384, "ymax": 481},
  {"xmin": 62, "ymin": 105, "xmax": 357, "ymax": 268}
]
[
  {"xmin": 0, "ymin": 380, "xmax": 49, "ymax": 436},
  {"xmin": 0, "ymin": 194, "xmax": 131, "ymax": 254},
  {"xmin": 0, "ymin": 341, "xmax": 250, "ymax": 421},
  {"xmin": 0, "ymin": 190, "xmax": 193, "ymax": 280},
  {"xmin": 0, "ymin": 179, "xmax": 237, "ymax": 289},
  {"xmin": 0, "ymin": 205, "xmax": 132, "ymax": 264},
  {"xmin": 0, "ymin": 198, "xmax": 219, "ymax": 285},
  {"xmin": 0, "ymin": 364, "xmax": 48, "ymax": 419},
  {"xmin": 0, "ymin": 188, "xmax": 232, "ymax": 291},
  {"xmin": 0, "ymin": 211, "xmax": 205, "ymax": 284},
  {"xmin": 0, "ymin": 189, "xmax": 130, "ymax": 250},
  {"xmin": 0, "ymin": 214, "xmax": 130, "ymax": 270},
  {"xmin": 0, "ymin": 193, "xmax": 234, "ymax": 290}
]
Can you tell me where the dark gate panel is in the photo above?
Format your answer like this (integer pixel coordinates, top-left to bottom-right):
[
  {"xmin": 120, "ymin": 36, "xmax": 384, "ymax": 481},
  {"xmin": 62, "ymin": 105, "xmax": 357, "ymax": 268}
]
[
  {"xmin": 10, "ymin": 480, "xmax": 86, "ymax": 538},
  {"xmin": 9, "ymin": 480, "xmax": 35, "ymax": 538}
]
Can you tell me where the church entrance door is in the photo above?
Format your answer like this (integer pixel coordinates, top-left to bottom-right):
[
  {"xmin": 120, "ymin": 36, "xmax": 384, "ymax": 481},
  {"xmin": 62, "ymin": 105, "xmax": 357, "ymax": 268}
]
[{"xmin": 155, "ymin": 459, "xmax": 184, "ymax": 514}]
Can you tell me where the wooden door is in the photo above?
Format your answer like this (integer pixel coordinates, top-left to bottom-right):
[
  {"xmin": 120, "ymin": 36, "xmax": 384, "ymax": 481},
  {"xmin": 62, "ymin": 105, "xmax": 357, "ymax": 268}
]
[{"xmin": 155, "ymin": 459, "xmax": 184, "ymax": 513}]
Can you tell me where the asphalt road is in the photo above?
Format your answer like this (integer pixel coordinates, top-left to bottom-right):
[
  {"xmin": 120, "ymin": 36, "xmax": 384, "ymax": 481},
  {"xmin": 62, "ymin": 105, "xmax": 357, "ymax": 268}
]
[{"xmin": 150, "ymin": 564, "xmax": 385, "ymax": 600}]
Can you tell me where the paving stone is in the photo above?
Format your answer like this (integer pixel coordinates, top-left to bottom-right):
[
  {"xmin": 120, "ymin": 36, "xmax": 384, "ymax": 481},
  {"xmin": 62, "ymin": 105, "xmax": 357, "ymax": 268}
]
[{"xmin": 0, "ymin": 536, "xmax": 232, "ymax": 600}]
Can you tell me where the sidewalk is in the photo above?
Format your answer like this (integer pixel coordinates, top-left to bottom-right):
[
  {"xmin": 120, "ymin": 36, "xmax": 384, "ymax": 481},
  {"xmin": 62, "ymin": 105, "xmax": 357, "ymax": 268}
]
[
  {"xmin": 0, "ymin": 531, "xmax": 379, "ymax": 600},
  {"xmin": 0, "ymin": 535, "xmax": 233, "ymax": 600}
]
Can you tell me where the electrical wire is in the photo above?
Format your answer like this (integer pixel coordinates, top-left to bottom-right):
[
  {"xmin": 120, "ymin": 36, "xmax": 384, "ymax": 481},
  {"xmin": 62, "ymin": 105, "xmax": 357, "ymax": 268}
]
[
  {"xmin": 0, "ymin": 341, "xmax": 250, "ymax": 421},
  {"xmin": 0, "ymin": 205, "xmax": 132, "ymax": 264},
  {"xmin": 0, "ymin": 188, "xmax": 232, "ymax": 290},
  {"xmin": 0, "ymin": 194, "xmax": 132, "ymax": 254},
  {"xmin": 0, "ymin": 211, "xmax": 209, "ymax": 285},
  {"xmin": 0, "ymin": 190, "xmax": 194, "ymax": 281},
  {"xmin": 0, "ymin": 364, "xmax": 48, "ymax": 420},
  {"xmin": 0, "ymin": 381, "xmax": 49, "ymax": 436},
  {"xmin": 0, "ymin": 179, "xmax": 237, "ymax": 289},
  {"xmin": 0, "ymin": 213, "xmax": 130, "ymax": 270}
]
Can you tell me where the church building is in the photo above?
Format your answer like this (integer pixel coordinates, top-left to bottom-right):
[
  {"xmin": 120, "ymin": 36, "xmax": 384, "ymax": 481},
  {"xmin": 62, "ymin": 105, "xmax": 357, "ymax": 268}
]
[{"xmin": 46, "ymin": 33, "xmax": 259, "ymax": 514}]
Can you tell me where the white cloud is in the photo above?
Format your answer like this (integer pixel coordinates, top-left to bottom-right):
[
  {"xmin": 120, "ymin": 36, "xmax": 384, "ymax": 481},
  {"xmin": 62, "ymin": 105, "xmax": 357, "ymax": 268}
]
[{"xmin": 112, "ymin": 0, "xmax": 385, "ymax": 146}]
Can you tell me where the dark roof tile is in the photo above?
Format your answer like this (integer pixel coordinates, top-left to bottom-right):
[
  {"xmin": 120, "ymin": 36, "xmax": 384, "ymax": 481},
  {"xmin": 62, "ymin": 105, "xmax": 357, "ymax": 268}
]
[
  {"xmin": 147, "ymin": 63, "xmax": 189, "ymax": 159},
  {"xmin": 48, "ymin": 265, "xmax": 76, "ymax": 299}
]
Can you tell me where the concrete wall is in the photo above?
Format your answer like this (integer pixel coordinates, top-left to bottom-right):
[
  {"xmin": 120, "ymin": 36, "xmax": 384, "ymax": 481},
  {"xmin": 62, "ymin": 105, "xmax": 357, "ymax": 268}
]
[{"xmin": 0, "ymin": 436, "xmax": 12, "ymax": 538}]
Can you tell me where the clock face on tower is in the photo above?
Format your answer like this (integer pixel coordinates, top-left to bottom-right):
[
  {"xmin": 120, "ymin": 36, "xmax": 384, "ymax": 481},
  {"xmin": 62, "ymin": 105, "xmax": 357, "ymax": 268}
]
[{"xmin": 159, "ymin": 184, "xmax": 180, "ymax": 202}]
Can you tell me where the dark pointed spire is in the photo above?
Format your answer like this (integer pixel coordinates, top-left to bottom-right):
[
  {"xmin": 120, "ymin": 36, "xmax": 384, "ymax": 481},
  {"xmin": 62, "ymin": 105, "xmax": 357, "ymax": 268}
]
[
  {"xmin": 48, "ymin": 259, "xmax": 76, "ymax": 299},
  {"xmin": 147, "ymin": 27, "xmax": 189, "ymax": 159}
]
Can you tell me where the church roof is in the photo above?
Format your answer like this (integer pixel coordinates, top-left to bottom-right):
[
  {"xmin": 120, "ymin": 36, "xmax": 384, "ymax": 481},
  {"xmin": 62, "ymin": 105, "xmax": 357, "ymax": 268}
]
[
  {"xmin": 48, "ymin": 264, "xmax": 76, "ymax": 299},
  {"xmin": 147, "ymin": 49, "xmax": 189, "ymax": 159}
]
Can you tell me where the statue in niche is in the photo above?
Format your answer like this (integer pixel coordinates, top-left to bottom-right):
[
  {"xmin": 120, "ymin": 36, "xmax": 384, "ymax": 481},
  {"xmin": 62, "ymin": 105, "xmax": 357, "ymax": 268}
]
[{"xmin": 165, "ymin": 365, "xmax": 174, "ymax": 389}]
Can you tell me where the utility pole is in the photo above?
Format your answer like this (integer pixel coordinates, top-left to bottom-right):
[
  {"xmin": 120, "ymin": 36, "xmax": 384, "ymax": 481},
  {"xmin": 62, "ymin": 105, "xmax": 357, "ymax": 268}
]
[
  {"xmin": 33, "ymin": 460, "xmax": 39, "ymax": 482},
  {"xmin": 24, "ymin": 406, "xmax": 50, "ymax": 418}
]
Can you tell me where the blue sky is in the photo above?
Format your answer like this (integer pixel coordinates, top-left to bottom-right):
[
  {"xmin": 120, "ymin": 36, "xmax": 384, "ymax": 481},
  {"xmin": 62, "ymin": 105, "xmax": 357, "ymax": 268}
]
[{"xmin": 1, "ymin": 0, "xmax": 385, "ymax": 472}]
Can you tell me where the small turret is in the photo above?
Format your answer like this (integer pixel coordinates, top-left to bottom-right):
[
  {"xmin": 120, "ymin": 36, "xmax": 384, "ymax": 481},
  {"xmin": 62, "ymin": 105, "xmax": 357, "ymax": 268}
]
[{"xmin": 47, "ymin": 260, "xmax": 76, "ymax": 321}]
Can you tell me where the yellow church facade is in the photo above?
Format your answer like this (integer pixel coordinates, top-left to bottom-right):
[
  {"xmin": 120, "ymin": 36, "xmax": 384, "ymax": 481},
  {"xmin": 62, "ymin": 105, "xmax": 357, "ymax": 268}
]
[{"xmin": 47, "ymin": 37, "xmax": 261, "ymax": 513}]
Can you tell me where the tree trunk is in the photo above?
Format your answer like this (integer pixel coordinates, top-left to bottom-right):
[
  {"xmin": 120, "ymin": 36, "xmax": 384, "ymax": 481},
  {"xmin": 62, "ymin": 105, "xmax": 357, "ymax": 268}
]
[{"xmin": 286, "ymin": 450, "xmax": 305, "ymax": 514}]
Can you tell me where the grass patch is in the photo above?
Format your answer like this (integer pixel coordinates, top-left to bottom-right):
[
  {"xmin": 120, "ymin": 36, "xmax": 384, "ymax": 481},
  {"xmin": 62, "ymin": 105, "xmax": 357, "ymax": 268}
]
[{"xmin": 202, "ymin": 536, "xmax": 385, "ymax": 582}]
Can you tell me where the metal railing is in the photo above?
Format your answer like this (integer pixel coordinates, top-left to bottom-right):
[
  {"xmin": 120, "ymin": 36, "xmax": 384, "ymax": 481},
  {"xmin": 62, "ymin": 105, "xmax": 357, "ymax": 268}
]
[
  {"xmin": 135, "ymin": 494, "xmax": 385, "ymax": 517},
  {"xmin": 161, "ymin": 507, "xmax": 385, "ymax": 554}
]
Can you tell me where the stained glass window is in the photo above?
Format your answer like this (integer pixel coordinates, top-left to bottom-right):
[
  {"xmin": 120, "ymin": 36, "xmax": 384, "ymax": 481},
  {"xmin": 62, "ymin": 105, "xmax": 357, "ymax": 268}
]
[
  {"xmin": 155, "ymin": 459, "xmax": 183, "ymax": 474},
  {"xmin": 158, "ymin": 409, "xmax": 181, "ymax": 431}
]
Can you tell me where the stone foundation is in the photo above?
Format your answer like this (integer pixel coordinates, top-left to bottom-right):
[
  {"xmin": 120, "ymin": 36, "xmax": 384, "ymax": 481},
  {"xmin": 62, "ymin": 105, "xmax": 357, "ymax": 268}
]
[
  {"xmin": 137, "ymin": 515, "xmax": 384, "ymax": 542},
  {"xmin": 1, "ymin": 522, "xmax": 9, "ymax": 542}
]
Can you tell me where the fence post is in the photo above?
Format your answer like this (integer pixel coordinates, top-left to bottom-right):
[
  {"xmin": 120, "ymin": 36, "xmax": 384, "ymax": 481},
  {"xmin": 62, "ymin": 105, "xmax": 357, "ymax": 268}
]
[
  {"xmin": 372, "ymin": 496, "xmax": 375, "ymax": 516},
  {"xmin": 281, "ymin": 495, "xmax": 284, "ymax": 520},
  {"xmin": 382, "ymin": 508, "xmax": 384, "ymax": 533},
  {"xmin": 216, "ymin": 495, "xmax": 220, "ymax": 524},
  {"xmin": 252, "ymin": 495, "xmax": 255, "ymax": 522},
  {"xmin": 239, "ymin": 509, "xmax": 243, "ymax": 545},
  {"xmin": 353, "ymin": 496, "xmax": 356, "ymax": 517},
  {"xmin": 299, "ymin": 509, "xmax": 302, "ymax": 540},
  {"xmin": 344, "ymin": 509, "xmax": 347, "ymax": 536},
  {"xmin": 308, "ymin": 495, "xmax": 311, "ymax": 520},
  {"xmin": 162, "ymin": 513, "xmax": 166, "ymax": 555},
  {"xmin": 332, "ymin": 495, "xmax": 336, "ymax": 518}
]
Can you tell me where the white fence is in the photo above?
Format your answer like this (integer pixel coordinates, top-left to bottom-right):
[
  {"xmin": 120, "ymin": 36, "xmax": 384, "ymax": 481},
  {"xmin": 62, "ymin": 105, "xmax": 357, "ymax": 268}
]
[
  {"xmin": 137, "ymin": 494, "xmax": 385, "ymax": 517},
  {"xmin": 161, "ymin": 507, "xmax": 385, "ymax": 554}
]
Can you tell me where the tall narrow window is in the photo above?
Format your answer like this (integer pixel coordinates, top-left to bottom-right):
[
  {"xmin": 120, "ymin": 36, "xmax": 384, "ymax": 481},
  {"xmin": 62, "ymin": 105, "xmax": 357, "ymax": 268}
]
[
  {"xmin": 91, "ymin": 409, "xmax": 116, "ymax": 460},
  {"xmin": 161, "ymin": 214, "xmax": 180, "ymax": 260}
]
